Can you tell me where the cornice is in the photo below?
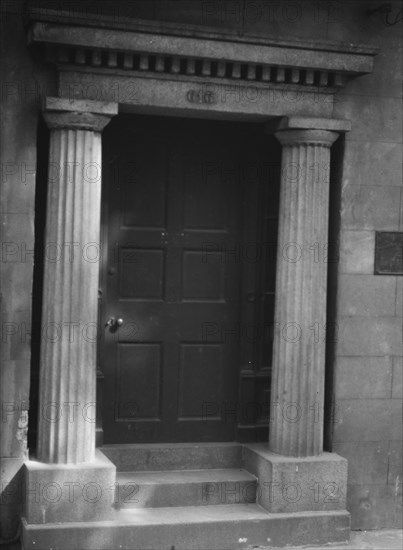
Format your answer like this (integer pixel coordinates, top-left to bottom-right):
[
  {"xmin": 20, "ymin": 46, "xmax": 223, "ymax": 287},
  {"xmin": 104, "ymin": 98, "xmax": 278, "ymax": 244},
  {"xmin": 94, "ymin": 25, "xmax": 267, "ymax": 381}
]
[{"xmin": 26, "ymin": 8, "xmax": 377, "ymax": 92}]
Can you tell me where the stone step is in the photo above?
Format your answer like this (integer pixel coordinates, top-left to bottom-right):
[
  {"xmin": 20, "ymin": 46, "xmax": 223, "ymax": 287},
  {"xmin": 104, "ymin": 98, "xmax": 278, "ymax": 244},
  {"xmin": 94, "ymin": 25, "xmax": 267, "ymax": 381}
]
[
  {"xmin": 100, "ymin": 442, "xmax": 242, "ymax": 471},
  {"xmin": 116, "ymin": 468, "xmax": 257, "ymax": 508},
  {"xmin": 22, "ymin": 506, "xmax": 350, "ymax": 550}
]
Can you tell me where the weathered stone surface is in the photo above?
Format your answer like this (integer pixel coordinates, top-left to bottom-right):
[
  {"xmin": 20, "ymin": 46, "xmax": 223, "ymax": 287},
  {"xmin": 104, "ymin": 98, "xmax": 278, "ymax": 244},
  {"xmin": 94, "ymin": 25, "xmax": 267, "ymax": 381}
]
[
  {"xmin": 101, "ymin": 442, "xmax": 242, "ymax": 472},
  {"xmin": 240, "ymin": 1, "xmax": 329, "ymax": 42},
  {"xmin": 21, "ymin": 506, "xmax": 351, "ymax": 549},
  {"xmin": 36, "ymin": 98, "xmax": 117, "ymax": 464},
  {"xmin": 341, "ymin": 141, "xmax": 402, "ymax": 187},
  {"xmin": 0, "ymin": 5, "xmax": 51, "ymax": 539},
  {"xmin": 325, "ymin": 1, "xmax": 402, "ymax": 49},
  {"xmin": 332, "ymin": 399, "xmax": 402, "ymax": 442},
  {"xmin": 266, "ymin": 116, "xmax": 351, "ymax": 133},
  {"xmin": 116, "ymin": 469, "xmax": 257, "ymax": 508},
  {"xmin": 337, "ymin": 275, "xmax": 397, "ymax": 317},
  {"xmin": 23, "ymin": 450, "xmax": 116, "ymax": 524},
  {"xmin": 396, "ymin": 278, "xmax": 403, "ymax": 316},
  {"xmin": 0, "ymin": 211, "xmax": 35, "ymax": 330},
  {"xmin": 0, "ymin": 310, "xmax": 32, "ymax": 363},
  {"xmin": 0, "ymin": 457, "xmax": 25, "ymax": 539},
  {"xmin": 340, "ymin": 47, "xmax": 402, "ymax": 99},
  {"xmin": 387, "ymin": 439, "xmax": 403, "ymax": 486},
  {"xmin": 400, "ymin": 192, "xmax": 403, "ymax": 231},
  {"xmin": 392, "ymin": 356, "xmax": 402, "ymax": 398},
  {"xmin": 338, "ymin": 230, "xmax": 375, "ymax": 274},
  {"xmin": 0, "ymin": 360, "xmax": 30, "ymax": 458},
  {"xmin": 243, "ymin": 444, "xmax": 348, "ymax": 514},
  {"xmin": 57, "ymin": 69, "xmax": 336, "ymax": 121},
  {"xmin": 28, "ymin": 12, "xmax": 376, "ymax": 73},
  {"xmin": 44, "ymin": 96, "xmax": 118, "ymax": 115},
  {"xmin": 333, "ymin": 356, "xmax": 393, "ymax": 399},
  {"xmin": 269, "ymin": 124, "xmax": 339, "ymax": 457},
  {"xmin": 335, "ymin": 317, "xmax": 402, "ymax": 356},
  {"xmin": 335, "ymin": 96, "xmax": 402, "ymax": 143},
  {"xmin": 332, "ymin": 441, "xmax": 389, "ymax": 485},
  {"xmin": 341, "ymin": 185, "xmax": 401, "ymax": 230},
  {"xmin": 347, "ymin": 483, "xmax": 402, "ymax": 530}
]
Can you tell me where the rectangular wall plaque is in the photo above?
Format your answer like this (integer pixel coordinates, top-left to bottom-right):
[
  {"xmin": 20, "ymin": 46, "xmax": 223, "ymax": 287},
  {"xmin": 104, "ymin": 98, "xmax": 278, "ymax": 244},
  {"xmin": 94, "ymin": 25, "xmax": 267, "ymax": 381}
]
[{"xmin": 374, "ymin": 232, "xmax": 403, "ymax": 275}]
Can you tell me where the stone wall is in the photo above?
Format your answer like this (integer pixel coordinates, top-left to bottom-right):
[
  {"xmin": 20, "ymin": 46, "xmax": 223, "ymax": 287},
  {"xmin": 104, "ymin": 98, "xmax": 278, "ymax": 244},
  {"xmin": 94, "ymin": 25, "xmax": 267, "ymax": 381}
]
[
  {"xmin": 0, "ymin": 0, "xmax": 401, "ymax": 538},
  {"xmin": 0, "ymin": 0, "xmax": 55, "ymax": 539},
  {"xmin": 330, "ymin": 1, "xmax": 402, "ymax": 529}
]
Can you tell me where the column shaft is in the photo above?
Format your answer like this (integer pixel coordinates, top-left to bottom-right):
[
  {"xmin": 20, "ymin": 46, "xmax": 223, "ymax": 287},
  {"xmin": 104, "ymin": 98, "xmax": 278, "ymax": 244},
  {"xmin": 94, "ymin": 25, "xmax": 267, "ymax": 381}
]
[
  {"xmin": 37, "ymin": 99, "xmax": 116, "ymax": 463},
  {"xmin": 269, "ymin": 129, "xmax": 338, "ymax": 457}
]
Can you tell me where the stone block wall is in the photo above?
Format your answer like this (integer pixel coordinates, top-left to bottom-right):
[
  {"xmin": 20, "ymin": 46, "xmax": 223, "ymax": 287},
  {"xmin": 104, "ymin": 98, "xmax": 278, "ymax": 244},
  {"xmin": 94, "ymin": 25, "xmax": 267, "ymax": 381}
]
[
  {"xmin": 331, "ymin": 3, "xmax": 403, "ymax": 525},
  {"xmin": 0, "ymin": 0, "xmax": 401, "ymax": 538},
  {"xmin": 0, "ymin": 0, "xmax": 55, "ymax": 540}
]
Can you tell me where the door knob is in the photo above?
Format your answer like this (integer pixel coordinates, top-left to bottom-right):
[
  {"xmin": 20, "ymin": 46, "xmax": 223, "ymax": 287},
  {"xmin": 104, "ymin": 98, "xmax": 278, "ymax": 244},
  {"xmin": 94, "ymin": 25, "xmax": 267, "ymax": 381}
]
[{"xmin": 105, "ymin": 317, "xmax": 124, "ymax": 328}]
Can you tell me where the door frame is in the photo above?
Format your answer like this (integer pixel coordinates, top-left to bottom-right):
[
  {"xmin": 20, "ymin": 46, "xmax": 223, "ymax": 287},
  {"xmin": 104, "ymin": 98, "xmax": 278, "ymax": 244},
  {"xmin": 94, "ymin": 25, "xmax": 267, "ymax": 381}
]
[
  {"xmin": 97, "ymin": 115, "xmax": 280, "ymax": 445},
  {"xmin": 26, "ymin": 7, "xmax": 376, "ymax": 454}
]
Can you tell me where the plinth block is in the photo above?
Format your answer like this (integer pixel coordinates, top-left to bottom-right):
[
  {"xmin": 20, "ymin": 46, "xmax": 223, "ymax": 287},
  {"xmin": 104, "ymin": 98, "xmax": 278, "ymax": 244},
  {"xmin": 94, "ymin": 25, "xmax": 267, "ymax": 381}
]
[
  {"xmin": 23, "ymin": 450, "xmax": 116, "ymax": 524},
  {"xmin": 243, "ymin": 444, "xmax": 348, "ymax": 514}
]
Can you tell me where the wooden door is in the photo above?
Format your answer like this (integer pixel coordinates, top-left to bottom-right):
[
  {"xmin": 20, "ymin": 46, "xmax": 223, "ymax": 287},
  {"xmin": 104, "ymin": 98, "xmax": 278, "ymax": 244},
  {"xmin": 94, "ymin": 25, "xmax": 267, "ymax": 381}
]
[{"xmin": 100, "ymin": 115, "xmax": 274, "ymax": 443}]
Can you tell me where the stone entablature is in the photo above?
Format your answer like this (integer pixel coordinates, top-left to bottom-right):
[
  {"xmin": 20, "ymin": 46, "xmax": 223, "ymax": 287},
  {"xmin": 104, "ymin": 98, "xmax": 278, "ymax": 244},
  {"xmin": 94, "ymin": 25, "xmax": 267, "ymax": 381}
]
[{"xmin": 26, "ymin": 8, "xmax": 377, "ymax": 116}]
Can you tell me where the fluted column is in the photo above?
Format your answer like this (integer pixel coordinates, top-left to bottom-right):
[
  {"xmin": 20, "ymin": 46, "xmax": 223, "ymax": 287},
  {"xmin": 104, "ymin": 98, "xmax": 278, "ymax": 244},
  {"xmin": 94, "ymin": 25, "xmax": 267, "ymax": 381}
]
[
  {"xmin": 37, "ymin": 98, "xmax": 117, "ymax": 463},
  {"xmin": 268, "ymin": 120, "xmax": 342, "ymax": 457}
]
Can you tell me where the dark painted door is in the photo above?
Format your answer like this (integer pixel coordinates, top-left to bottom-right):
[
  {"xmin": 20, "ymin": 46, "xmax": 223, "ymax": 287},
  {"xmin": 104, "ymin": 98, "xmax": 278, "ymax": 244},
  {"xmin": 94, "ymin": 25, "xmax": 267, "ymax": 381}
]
[{"xmin": 100, "ymin": 115, "xmax": 269, "ymax": 443}]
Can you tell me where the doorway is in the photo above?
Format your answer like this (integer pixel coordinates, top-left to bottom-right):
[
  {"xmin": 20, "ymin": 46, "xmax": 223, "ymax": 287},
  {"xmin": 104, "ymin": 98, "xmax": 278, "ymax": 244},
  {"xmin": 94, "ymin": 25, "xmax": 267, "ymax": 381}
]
[{"xmin": 100, "ymin": 115, "xmax": 279, "ymax": 443}]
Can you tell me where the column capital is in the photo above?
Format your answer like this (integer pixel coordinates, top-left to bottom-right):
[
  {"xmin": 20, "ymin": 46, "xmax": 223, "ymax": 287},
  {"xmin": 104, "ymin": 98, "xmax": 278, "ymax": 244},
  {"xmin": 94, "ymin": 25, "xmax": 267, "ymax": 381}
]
[
  {"xmin": 43, "ymin": 96, "xmax": 118, "ymax": 132},
  {"xmin": 274, "ymin": 129, "xmax": 339, "ymax": 147},
  {"xmin": 265, "ymin": 116, "xmax": 351, "ymax": 134}
]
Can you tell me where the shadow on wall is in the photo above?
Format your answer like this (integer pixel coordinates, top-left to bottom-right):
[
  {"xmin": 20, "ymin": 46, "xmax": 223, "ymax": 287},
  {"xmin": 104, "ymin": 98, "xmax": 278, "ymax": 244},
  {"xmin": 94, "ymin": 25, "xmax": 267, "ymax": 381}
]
[
  {"xmin": 0, "ymin": 466, "xmax": 24, "ymax": 545},
  {"xmin": 28, "ymin": 116, "xmax": 49, "ymax": 454},
  {"xmin": 324, "ymin": 134, "xmax": 345, "ymax": 451}
]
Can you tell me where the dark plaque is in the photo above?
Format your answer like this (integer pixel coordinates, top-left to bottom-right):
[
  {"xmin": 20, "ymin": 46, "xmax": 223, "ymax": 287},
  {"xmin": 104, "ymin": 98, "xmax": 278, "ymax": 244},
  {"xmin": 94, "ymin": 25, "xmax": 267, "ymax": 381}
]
[{"xmin": 374, "ymin": 232, "xmax": 403, "ymax": 275}]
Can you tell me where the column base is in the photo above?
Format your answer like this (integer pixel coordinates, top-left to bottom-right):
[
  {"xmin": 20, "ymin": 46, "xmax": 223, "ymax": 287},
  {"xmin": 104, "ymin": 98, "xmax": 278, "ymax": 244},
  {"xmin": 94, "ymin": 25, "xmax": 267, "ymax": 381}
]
[
  {"xmin": 23, "ymin": 450, "xmax": 116, "ymax": 524},
  {"xmin": 243, "ymin": 443, "xmax": 348, "ymax": 514}
]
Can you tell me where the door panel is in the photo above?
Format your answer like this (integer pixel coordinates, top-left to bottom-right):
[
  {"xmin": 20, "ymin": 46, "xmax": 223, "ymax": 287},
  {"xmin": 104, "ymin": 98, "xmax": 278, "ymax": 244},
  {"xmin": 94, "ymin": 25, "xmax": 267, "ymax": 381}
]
[{"xmin": 100, "ymin": 116, "xmax": 274, "ymax": 443}]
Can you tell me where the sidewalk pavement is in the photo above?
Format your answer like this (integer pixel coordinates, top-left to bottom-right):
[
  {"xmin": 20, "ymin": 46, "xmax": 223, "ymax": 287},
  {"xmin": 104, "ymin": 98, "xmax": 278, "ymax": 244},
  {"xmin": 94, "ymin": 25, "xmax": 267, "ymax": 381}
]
[
  {"xmin": 271, "ymin": 529, "xmax": 403, "ymax": 550},
  {"xmin": 6, "ymin": 529, "xmax": 403, "ymax": 550}
]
